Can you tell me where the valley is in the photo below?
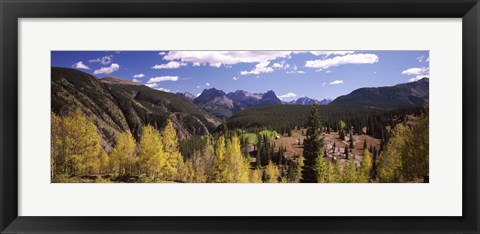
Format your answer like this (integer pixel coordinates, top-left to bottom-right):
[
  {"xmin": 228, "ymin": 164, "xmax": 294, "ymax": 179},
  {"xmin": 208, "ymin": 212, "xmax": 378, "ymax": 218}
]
[{"xmin": 51, "ymin": 65, "xmax": 429, "ymax": 184}]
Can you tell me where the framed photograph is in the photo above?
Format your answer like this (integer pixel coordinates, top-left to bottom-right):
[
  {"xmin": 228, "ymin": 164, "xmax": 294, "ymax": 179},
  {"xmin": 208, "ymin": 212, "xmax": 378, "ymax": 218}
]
[{"xmin": 1, "ymin": 0, "xmax": 479, "ymax": 233}]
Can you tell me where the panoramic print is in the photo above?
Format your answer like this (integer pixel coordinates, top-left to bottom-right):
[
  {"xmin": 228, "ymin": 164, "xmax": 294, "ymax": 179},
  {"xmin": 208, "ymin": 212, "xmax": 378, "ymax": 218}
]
[{"xmin": 51, "ymin": 51, "xmax": 429, "ymax": 183}]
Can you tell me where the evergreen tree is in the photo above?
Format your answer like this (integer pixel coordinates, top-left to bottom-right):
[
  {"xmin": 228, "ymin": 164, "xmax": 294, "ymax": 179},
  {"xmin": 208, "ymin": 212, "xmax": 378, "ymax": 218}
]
[
  {"xmin": 301, "ymin": 105, "xmax": 324, "ymax": 183},
  {"xmin": 349, "ymin": 132, "xmax": 354, "ymax": 149}
]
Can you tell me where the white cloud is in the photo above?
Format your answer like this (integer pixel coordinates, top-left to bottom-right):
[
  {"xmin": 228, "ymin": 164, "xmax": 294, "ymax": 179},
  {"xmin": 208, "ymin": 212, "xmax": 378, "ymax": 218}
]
[
  {"xmin": 408, "ymin": 76, "xmax": 428, "ymax": 82},
  {"xmin": 240, "ymin": 61, "xmax": 274, "ymax": 75},
  {"xmin": 278, "ymin": 92, "xmax": 297, "ymax": 100},
  {"xmin": 159, "ymin": 51, "xmax": 166, "ymax": 55},
  {"xmin": 305, "ymin": 53, "xmax": 379, "ymax": 70},
  {"xmin": 233, "ymin": 76, "xmax": 239, "ymax": 81},
  {"xmin": 272, "ymin": 60, "xmax": 290, "ymax": 70},
  {"xmin": 151, "ymin": 61, "xmax": 187, "ymax": 69},
  {"xmin": 196, "ymin": 93, "xmax": 201, "ymax": 97},
  {"xmin": 401, "ymin": 67, "xmax": 429, "ymax": 75},
  {"xmin": 322, "ymin": 82, "xmax": 327, "ymax": 87},
  {"xmin": 205, "ymin": 82, "xmax": 211, "ymax": 86},
  {"xmin": 72, "ymin": 61, "xmax": 90, "ymax": 70},
  {"xmin": 329, "ymin": 80, "xmax": 344, "ymax": 85},
  {"xmin": 145, "ymin": 83, "xmax": 158, "ymax": 88},
  {"xmin": 286, "ymin": 70, "xmax": 305, "ymax": 74},
  {"xmin": 416, "ymin": 55, "xmax": 430, "ymax": 63},
  {"xmin": 93, "ymin": 63, "xmax": 120, "ymax": 75},
  {"xmin": 147, "ymin": 76, "xmax": 179, "ymax": 83},
  {"xmin": 133, "ymin": 73, "xmax": 145, "ymax": 78},
  {"xmin": 89, "ymin": 55, "xmax": 113, "ymax": 65},
  {"xmin": 402, "ymin": 67, "xmax": 430, "ymax": 82},
  {"xmin": 325, "ymin": 70, "xmax": 332, "ymax": 73},
  {"xmin": 156, "ymin": 87, "xmax": 171, "ymax": 92},
  {"xmin": 132, "ymin": 78, "xmax": 141, "ymax": 83},
  {"xmin": 163, "ymin": 51, "xmax": 292, "ymax": 67},
  {"xmin": 309, "ymin": 51, "xmax": 355, "ymax": 56}
]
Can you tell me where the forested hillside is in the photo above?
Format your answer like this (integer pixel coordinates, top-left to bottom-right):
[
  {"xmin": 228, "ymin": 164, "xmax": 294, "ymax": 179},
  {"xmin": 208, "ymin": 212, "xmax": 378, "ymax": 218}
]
[{"xmin": 51, "ymin": 67, "xmax": 220, "ymax": 150}]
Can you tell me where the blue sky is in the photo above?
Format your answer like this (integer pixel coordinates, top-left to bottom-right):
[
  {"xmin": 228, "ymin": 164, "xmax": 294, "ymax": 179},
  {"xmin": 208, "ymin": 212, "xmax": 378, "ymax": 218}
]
[{"xmin": 51, "ymin": 50, "xmax": 429, "ymax": 101}]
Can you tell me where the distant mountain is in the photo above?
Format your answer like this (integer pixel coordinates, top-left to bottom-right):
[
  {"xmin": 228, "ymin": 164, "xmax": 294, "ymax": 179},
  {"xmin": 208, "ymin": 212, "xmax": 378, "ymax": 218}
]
[
  {"xmin": 287, "ymin": 97, "xmax": 332, "ymax": 105},
  {"xmin": 226, "ymin": 90, "xmax": 262, "ymax": 109},
  {"xmin": 258, "ymin": 90, "xmax": 283, "ymax": 106},
  {"xmin": 51, "ymin": 67, "xmax": 220, "ymax": 151},
  {"xmin": 194, "ymin": 89, "xmax": 282, "ymax": 119},
  {"xmin": 176, "ymin": 91, "xmax": 195, "ymax": 101},
  {"xmin": 329, "ymin": 78, "xmax": 429, "ymax": 109},
  {"xmin": 194, "ymin": 88, "xmax": 237, "ymax": 119}
]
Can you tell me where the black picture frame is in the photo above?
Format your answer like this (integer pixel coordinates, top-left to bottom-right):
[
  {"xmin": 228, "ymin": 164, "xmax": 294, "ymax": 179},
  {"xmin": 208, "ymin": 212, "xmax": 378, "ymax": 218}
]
[{"xmin": 1, "ymin": 0, "xmax": 479, "ymax": 233}]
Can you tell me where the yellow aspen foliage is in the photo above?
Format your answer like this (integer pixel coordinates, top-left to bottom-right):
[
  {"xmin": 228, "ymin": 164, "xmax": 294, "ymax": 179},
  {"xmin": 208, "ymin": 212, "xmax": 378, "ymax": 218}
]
[
  {"xmin": 333, "ymin": 159, "xmax": 343, "ymax": 182},
  {"xmin": 224, "ymin": 135, "xmax": 250, "ymax": 183},
  {"xmin": 51, "ymin": 112, "xmax": 64, "ymax": 178},
  {"xmin": 377, "ymin": 123, "xmax": 410, "ymax": 182},
  {"xmin": 110, "ymin": 131, "xmax": 136, "ymax": 175},
  {"xmin": 314, "ymin": 151, "xmax": 328, "ymax": 183},
  {"xmin": 177, "ymin": 158, "xmax": 195, "ymax": 183},
  {"xmin": 359, "ymin": 149, "xmax": 373, "ymax": 183},
  {"xmin": 342, "ymin": 159, "xmax": 358, "ymax": 183},
  {"xmin": 325, "ymin": 160, "xmax": 336, "ymax": 183},
  {"xmin": 214, "ymin": 135, "xmax": 228, "ymax": 182},
  {"xmin": 295, "ymin": 155, "xmax": 305, "ymax": 183},
  {"xmin": 264, "ymin": 160, "xmax": 280, "ymax": 183},
  {"xmin": 250, "ymin": 170, "xmax": 262, "ymax": 183},
  {"xmin": 99, "ymin": 150, "xmax": 110, "ymax": 174},
  {"xmin": 162, "ymin": 119, "xmax": 182, "ymax": 181},
  {"xmin": 190, "ymin": 146, "xmax": 214, "ymax": 183},
  {"xmin": 138, "ymin": 125, "xmax": 166, "ymax": 178},
  {"xmin": 402, "ymin": 106, "xmax": 429, "ymax": 181},
  {"xmin": 61, "ymin": 108, "xmax": 102, "ymax": 175}
]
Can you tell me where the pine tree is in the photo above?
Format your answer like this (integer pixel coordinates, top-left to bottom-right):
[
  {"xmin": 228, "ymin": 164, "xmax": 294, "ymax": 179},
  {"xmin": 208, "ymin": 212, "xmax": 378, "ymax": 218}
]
[
  {"xmin": 301, "ymin": 105, "xmax": 324, "ymax": 183},
  {"xmin": 255, "ymin": 143, "xmax": 262, "ymax": 169},
  {"xmin": 349, "ymin": 132, "xmax": 354, "ymax": 149}
]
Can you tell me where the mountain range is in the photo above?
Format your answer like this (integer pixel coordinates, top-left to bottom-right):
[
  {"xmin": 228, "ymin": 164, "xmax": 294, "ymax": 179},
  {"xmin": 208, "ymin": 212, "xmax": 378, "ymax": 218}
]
[
  {"xmin": 51, "ymin": 67, "xmax": 429, "ymax": 148},
  {"xmin": 193, "ymin": 88, "xmax": 283, "ymax": 119},
  {"xmin": 329, "ymin": 78, "xmax": 429, "ymax": 109},
  {"xmin": 286, "ymin": 97, "xmax": 332, "ymax": 105}
]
